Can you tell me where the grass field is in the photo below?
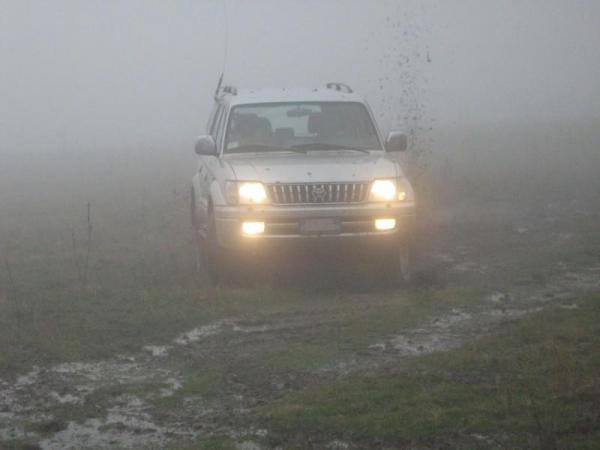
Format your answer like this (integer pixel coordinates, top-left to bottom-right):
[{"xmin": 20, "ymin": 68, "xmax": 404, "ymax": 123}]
[
  {"xmin": 1, "ymin": 187, "xmax": 599, "ymax": 449},
  {"xmin": 262, "ymin": 292, "xmax": 600, "ymax": 449}
]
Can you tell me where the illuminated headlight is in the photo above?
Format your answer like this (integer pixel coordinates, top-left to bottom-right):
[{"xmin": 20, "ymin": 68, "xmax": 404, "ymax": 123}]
[
  {"xmin": 369, "ymin": 179, "xmax": 412, "ymax": 202},
  {"xmin": 226, "ymin": 181, "xmax": 268, "ymax": 205},
  {"xmin": 370, "ymin": 179, "xmax": 397, "ymax": 202},
  {"xmin": 242, "ymin": 221, "xmax": 265, "ymax": 235},
  {"xmin": 375, "ymin": 218, "xmax": 396, "ymax": 231}
]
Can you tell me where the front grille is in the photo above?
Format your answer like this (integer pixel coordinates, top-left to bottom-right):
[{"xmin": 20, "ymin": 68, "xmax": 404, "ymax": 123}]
[{"xmin": 267, "ymin": 182, "xmax": 369, "ymax": 205}]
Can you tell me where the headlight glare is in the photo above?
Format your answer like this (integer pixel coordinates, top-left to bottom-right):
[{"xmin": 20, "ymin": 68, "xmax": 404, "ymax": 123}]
[
  {"xmin": 370, "ymin": 179, "xmax": 397, "ymax": 202},
  {"xmin": 226, "ymin": 181, "xmax": 268, "ymax": 205},
  {"xmin": 242, "ymin": 221, "xmax": 265, "ymax": 235},
  {"xmin": 375, "ymin": 218, "xmax": 396, "ymax": 231},
  {"xmin": 239, "ymin": 182, "xmax": 267, "ymax": 204}
]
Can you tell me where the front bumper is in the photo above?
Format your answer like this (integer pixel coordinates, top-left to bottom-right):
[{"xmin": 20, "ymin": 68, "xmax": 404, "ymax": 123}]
[{"xmin": 214, "ymin": 202, "xmax": 416, "ymax": 248}]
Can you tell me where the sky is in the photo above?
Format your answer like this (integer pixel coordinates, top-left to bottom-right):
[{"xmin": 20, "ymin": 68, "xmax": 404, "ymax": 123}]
[{"xmin": 1, "ymin": 0, "xmax": 599, "ymax": 155}]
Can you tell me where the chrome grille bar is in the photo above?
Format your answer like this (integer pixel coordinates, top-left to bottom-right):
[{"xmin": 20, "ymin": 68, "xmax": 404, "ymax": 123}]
[{"xmin": 267, "ymin": 183, "xmax": 369, "ymax": 205}]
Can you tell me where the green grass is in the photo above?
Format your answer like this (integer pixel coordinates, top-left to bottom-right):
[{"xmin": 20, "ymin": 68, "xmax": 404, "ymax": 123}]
[
  {"xmin": 0, "ymin": 198, "xmax": 203, "ymax": 373},
  {"xmin": 255, "ymin": 285, "xmax": 486, "ymax": 372},
  {"xmin": 260, "ymin": 342, "xmax": 338, "ymax": 371},
  {"xmin": 145, "ymin": 284, "xmax": 487, "ymax": 417},
  {"xmin": 164, "ymin": 436, "xmax": 238, "ymax": 450},
  {"xmin": 0, "ymin": 188, "xmax": 489, "ymax": 377},
  {"xmin": 1, "ymin": 192, "xmax": 596, "ymax": 383},
  {"xmin": 0, "ymin": 195, "xmax": 348, "ymax": 374},
  {"xmin": 153, "ymin": 365, "xmax": 225, "ymax": 410},
  {"xmin": 261, "ymin": 292, "xmax": 600, "ymax": 449}
]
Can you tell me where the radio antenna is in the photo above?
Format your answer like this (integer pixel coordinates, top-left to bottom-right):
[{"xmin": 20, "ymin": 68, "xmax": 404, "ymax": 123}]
[
  {"xmin": 214, "ymin": 1, "xmax": 229, "ymax": 100},
  {"xmin": 222, "ymin": 0, "xmax": 229, "ymax": 75}
]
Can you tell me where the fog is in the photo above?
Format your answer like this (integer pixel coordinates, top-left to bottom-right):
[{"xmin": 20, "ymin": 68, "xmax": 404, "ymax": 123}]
[
  {"xmin": 2, "ymin": 0, "xmax": 599, "ymax": 215},
  {"xmin": 2, "ymin": 2, "xmax": 600, "ymax": 447}
]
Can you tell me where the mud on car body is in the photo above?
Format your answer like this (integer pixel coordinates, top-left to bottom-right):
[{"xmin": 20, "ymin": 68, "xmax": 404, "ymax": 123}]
[{"xmin": 191, "ymin": 82, "xmax": 416, "ymax": 284}]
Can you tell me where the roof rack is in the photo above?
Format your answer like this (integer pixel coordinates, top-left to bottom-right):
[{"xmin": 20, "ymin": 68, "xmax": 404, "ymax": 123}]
[
  {"xmin": 213, "ymin": 74, "xmax": 238, "ymax": 99},
  {"xmin": 221, "ymin": 85, "xmax": 237, "ymax": 95},
  {"xmin": 325, "ymin": 82, "xmax": 353, "ymax": 94}
]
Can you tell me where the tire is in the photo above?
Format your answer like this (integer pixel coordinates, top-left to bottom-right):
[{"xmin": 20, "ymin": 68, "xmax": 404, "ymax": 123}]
[
  {"xmin": 390, "ymin": 237, "xmax": 415, "ymax": 284},
  {"xmin": 191, "ymin": 189, "xmax": 205, "ymax": 277},
  {"xmin": 397, "ymin": 244, "xmax": 413, "ymax": 283},
  {"xmin": 191, "ymin": 190, "xmax": 221, "ymax": 287},
  {"xmin": 204, "ymin": 208, "xmax": 223, "ymax": 286}
]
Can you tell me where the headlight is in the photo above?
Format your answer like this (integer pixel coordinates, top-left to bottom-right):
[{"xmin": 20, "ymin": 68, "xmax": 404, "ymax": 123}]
[
  {"xmin": 369, "ymin": 179, "xmax": 412, "ymax": 202},
  {"xmin": 226, "ymin": 181, "xmax": 268, "ymax": 205},
  {"xmin": 370, "ymin": 179, "xmax": 397, "ymax": 202}
]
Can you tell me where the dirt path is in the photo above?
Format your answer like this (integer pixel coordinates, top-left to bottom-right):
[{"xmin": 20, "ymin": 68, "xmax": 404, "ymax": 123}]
[{"xmin": 1, "ymin": 207, "xmax": 599, "ymax": 449}]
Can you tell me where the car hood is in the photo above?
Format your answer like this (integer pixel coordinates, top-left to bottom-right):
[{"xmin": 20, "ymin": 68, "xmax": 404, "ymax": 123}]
[{"xmin": 223, "ymin": 151, "xmax": 402, "ymax": 183}]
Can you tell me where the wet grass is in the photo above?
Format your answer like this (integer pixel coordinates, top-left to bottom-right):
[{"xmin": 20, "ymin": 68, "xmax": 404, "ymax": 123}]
[
  {"xmin": 261, "ymin": 291, "xmax": 600, "ymax": 449},
  {"xmin": 1, "ymin": 196, "xmax": 597, "ymax": 379},
  {"xmin": 1, "ymin": 193, "xmax": 599, "ymax": 449},
  {"xmin": 0, "ymin": 198, "xmax": 399, "ymax": 375},
  {"xmin": 0, "ymin": 199, "xmax": 200, "ymax": 374},
  {"xmin": 154, "ymin": 366, "xmax": 225, "ymax": 410},
  {"xmin": 165, "ymin": 436, "xmax": 238, "ymax": 450},
  {"xmin": 255, "ymin": 284, "xmax": 486, "ymax": 371},
  {"xmin": 145, "ymin": 283, "xmax": 486, "ymax": 416},
  {"xmin": 0, "ymin": 189, "xmax": 494, "ymax": 377}
]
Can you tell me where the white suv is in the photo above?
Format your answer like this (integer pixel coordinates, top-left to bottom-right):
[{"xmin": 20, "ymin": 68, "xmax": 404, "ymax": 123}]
[{"xmin": 191, "ymin": 82, "xmax": 416, "ymax": 284}]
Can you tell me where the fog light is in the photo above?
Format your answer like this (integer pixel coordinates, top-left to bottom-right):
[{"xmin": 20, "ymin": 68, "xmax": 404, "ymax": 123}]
[
  {"xmin": 242, "ymin": 221, "xmax": 265, "ymax": 235},
  {"xmin": 375, "ymin": 218, "xmax": 396, "ymax": 231}
]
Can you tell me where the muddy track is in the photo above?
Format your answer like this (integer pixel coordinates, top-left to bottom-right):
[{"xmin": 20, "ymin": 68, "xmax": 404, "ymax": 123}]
[{"xmin": 1, "ymin": 208, "xmax": 599, "ymax": 449}]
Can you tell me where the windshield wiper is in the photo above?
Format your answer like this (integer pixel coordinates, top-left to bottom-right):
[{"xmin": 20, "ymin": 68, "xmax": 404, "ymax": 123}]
[
  {"xmin": 291, "ymin": 143, "xmax": 370, "ymax": 153},
  {"xmin": 228, "ymin": 144, "xmax": 307, "ymax": 154}
]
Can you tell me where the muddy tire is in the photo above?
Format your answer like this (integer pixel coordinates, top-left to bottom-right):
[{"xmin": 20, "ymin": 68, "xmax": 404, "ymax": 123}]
[
  {"xmin": 388, "ymin": 237, "xmax": 416, "ymax": 285},
  {"xmin": 191, "ymin": 189, "xmax": 208, "ymax": 280},
  {"xmin": 397, "ymin": 244, "xmax": 413, "ymax": 283},
  {"xmin": 191, "ymin": 189, "xmax": 200, "ymax": 270},
  {"xmin": 203, "ymin": 209, "xmax": 225, "ymax": 286},
  {"xmin": 191, "ymin": 191, "xmax": 223, "ymax": 287},
  {"xmin": 190, "ymin": 188, "xmax": 199, "ymax": 233}
]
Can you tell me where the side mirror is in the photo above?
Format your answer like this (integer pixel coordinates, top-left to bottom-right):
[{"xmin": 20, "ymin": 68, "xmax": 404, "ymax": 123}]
[
  {"xmin": 385, "ymin": 131, "xmax": 408, "ymax": 152},
  {"xmin": 194, "ymin": 135, "xmax": 217, "ymax": 156}
]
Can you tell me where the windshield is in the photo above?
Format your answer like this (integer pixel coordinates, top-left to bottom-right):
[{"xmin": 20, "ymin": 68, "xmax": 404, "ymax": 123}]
[{"xmin": 224, "ymin": 102, "xmax": 382, "ymax": 153}]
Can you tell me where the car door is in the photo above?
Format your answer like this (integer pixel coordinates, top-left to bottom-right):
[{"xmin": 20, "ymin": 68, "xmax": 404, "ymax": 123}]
[{"xmin": 196, "ymin": 104, "xmax": 225, "ymax": 223}]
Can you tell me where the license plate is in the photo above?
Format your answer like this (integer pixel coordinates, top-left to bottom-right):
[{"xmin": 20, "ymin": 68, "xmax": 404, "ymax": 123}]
[{"xmin": 301, "ymin": 218, "xmax": 340, "ymax": 234}]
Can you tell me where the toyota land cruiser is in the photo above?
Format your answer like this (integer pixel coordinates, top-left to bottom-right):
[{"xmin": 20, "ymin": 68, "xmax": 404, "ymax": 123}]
[{"xmin": 191, "ymin": 82, "xmax": 416, "ymax": 284}]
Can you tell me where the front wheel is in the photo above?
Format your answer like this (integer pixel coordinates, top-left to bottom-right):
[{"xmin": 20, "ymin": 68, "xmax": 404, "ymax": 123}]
[
  {"xmin": 191, "ymin": 191, "xmax": 222, "ymax": 287},
  {"xmin": 397, "ymin": 244, "xmax": 413, "ymax": 282},
  {"xmin": 202, "ymin": 209, "xmax": 225, "ymax": 286},
  {"xmin": 191, "ymin": 189, "xmax": 205, "ymax": 276},
  {"xmin": 387, "ymin": 237, "xmax": 416, "ymax": 284}
]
